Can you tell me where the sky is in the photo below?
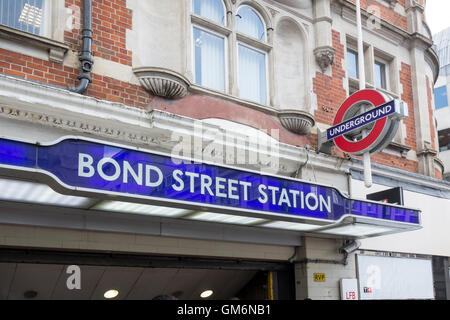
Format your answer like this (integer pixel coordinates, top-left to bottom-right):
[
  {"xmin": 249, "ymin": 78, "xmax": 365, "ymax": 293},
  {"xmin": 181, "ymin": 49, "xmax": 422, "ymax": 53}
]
[{"xmin": 425, "ymin": 0, "xmax": 450, "ymax": 35}]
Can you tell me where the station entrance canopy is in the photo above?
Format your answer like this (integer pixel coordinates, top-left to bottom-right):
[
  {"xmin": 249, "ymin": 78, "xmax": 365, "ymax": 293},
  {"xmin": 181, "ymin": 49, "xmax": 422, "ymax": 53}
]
[{"xmin": 0, "ymin": 136, "xmax": 421, "ymax": 239}]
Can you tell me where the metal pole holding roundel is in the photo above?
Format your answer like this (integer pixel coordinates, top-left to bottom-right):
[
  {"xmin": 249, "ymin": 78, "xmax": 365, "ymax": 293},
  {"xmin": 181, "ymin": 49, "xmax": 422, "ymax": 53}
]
[{"xmin": 356, "ymin": 0, "xmax": 373, "ymax": 188}]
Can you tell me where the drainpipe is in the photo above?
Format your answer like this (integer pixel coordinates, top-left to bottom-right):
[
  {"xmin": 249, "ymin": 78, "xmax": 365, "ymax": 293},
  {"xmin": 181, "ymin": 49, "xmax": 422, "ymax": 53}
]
[{"xmin": 68, "ymin": 0, "xmax": 93, "ymax": 94}]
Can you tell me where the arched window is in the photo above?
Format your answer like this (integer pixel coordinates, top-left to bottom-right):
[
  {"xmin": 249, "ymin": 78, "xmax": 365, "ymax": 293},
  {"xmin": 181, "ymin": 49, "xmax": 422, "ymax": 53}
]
[
  {"xmin": 190, "ymin": 2, "xmax": 271, "ymax": 105},
  {"xmin": 192, "ymin": 0, "xmax": 226, "ymax": 26},
  {"xmin": 236, "ymin": 5, "xmax": 266, "ymax": 41},
  {"xmin": 192, "ymin": 0, "xmax": 227, "ymax": 92},
  {"xmin": 236, "ymin": 5, "xmax": 267, "ymax": 105}
]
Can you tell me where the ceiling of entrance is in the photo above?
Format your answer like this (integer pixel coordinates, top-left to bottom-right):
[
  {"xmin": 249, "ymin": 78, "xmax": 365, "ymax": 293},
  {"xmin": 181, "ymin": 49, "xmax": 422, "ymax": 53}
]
[{"xmin": 0, "ymin": 263, "xmax": 256, "ymax": 300}]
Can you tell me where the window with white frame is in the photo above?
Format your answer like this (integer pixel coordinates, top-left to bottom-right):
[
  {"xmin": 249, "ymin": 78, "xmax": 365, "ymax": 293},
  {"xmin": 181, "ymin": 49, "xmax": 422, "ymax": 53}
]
[
  {"xmin": 374, "ymin": 60, "xmax": 387, "ymax": 90},
  {"xmin": 191, "ymin": 1, "xmax": 270, "ymax": 105},
  {"xmin": 0, "ymin": 0, "xmax": 50, "ymax": 36},
  {"xmin": 192, "ymin": 0, "xmax": 227, "ymax": 92},
  {"xmin": 236, "ymin": 5, "xmax": 267, "ymax": 105},
  {"xmin": 373, "ymin": 49, "xmax": 397, "ymax": 93},
  {"xmin": 346, "ymin": 47, "xmax": 360, "ymax": 95},
  {"xmin": 347, "ymin": 49, "xmax": 359, "ymax": 80}
]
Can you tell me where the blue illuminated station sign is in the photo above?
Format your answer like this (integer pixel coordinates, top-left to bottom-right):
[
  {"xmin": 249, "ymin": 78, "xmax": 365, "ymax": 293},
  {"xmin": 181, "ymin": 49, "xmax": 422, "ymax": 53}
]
[{"xmin": 0, "ymin": 137, "xmax": 420, "ymax": 225}]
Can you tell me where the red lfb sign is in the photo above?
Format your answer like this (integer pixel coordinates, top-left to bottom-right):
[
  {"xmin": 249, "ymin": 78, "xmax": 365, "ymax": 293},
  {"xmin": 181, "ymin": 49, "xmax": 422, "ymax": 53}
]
[
  {"xmin": 345, "ymin": 291, "xmax": 357, "ymax": 300},
  {"xmin": 340, "ymin": 278, "xmax": 359, "ymax": 300}
]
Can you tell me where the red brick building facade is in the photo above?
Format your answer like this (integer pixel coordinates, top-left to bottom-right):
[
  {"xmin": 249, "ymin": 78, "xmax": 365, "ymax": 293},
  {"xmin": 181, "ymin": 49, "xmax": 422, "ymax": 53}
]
[{"xmin": 0, "ymin": 0, "xmax": 441, "ymax": 178}]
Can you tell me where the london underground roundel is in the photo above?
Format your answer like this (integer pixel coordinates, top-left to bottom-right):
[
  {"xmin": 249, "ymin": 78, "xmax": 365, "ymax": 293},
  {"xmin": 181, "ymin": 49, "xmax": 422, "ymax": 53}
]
[{"xmin": 326, "ymin": 89, "xmax": 409, "ymax": 156}]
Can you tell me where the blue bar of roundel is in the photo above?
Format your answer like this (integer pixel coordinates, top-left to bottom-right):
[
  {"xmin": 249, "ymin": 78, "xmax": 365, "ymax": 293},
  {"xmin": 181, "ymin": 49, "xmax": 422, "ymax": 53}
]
[{"xmin": 326, "ymin": 100, "xmax": 396, "ymax": 141}]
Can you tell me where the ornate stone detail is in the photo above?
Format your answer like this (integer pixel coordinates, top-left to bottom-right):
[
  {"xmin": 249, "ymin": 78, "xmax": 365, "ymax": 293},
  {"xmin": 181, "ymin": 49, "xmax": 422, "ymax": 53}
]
[
  {"xmin": 314, "ymin": 46, "xmax": 335, "ymax": 73},
  {"xmin": 386, "ymin": 0, "xmax": 399, "ymax": 10},
  {"xmin": 0, "ymin": 104, "xmax": 162, "ymax": 147},
  {"xmin": 267, "ymin": 7, "xmax": 279, "ymax": 17},
  {"xmin": 133, "ymin": 67, "xmax": 191, "ymax": 100},
  {"xmin": 278, "ymin": 110, "xmax": 315, "ymax": 136}
]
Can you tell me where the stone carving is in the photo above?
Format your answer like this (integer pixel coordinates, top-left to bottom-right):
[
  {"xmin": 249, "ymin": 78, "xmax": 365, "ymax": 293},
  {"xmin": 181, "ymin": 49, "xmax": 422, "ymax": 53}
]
[
  {"xmin": 267, "ymin": 7, "xmax": 279, "ymax": 17},
  {"xmin": 0, "ymin": 105, "xmax": 161, "ymax": 146},
  {"xmin": 133, "ymin": 67, "xmax": 191, "ymax": 100},
  {"xmin": 314, "ymin": 46, "xmax": 335, "ymax": 73},
  {"xmin": 278, "ymin": 109, "xmax": 315, "ymax": 135},
  {"xmin": 386, "ymin": 0, "xmax": 399, "ymax": 10}
]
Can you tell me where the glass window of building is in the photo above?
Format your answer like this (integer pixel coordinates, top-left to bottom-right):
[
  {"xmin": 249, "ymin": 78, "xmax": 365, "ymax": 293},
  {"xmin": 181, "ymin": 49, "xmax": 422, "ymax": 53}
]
[
  {"xmin": 193, "ymin": 28, "xmax": 226, "ymax": 92},
  {"xmin": 236, "ymin": 6, "xmax": 267, "ymax": 105},
  {"xmin": 347, "ymin": 49, "xmax": 359, "ymax": 79},
  {"xmin": 236, "ymin": 5, "xmax": 266, "ymax": 41},
  {"xmin": 192, "ymin": 0, "xmax": 226, "ymax": 25},
  {"xmin": 434, "ymin": 86, "xmax": 449, "ymax": 110},
  {"xmin": 238, "ymin": 44, "xmax": 267, "ymax": 105},
  {"xmin": 192, "ymin": 0, "xmax": 226, "ymax": 92},
  {"xmin": 191, "ymin": 1, "xmax": 270, "ymax": 105},
  {"xmin": 374, "ymin": 61, "xmax": 387, "ymax": 89},
  {"xmin": 0, "ymin": 0, "xmax": 49, "ymax": 36}
]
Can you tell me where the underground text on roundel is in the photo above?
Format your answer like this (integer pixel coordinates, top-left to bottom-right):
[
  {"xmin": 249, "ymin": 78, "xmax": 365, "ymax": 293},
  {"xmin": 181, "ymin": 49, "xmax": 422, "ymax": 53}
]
[{"xmin": 326, "ymin": 100, "xmax": 395, "ymax": 140}]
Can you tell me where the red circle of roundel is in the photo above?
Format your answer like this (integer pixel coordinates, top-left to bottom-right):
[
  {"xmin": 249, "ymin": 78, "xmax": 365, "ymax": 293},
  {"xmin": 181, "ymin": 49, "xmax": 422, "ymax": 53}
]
[{"xmin": 333, "ymin": 90, "xmax": 388, "ymax": 154}]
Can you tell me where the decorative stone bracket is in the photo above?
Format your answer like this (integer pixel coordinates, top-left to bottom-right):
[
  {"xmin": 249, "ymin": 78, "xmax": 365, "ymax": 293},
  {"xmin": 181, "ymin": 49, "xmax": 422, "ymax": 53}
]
[
  {"xmin": 134, "ymin": 67, "xmax": 317, "ymax": 136},
  {"xmin": 133, "ymin": 67, "xmax": 191, "ymax": 100},
  {"xmin": 388, "ymin": 141, "xmax": 412, "ymax": 159},
  {"xmin": 314, "ymin": 46, "xmax": 335, "ymax": 73},
  {"xmin": 278, "ymin": 110, "xmax": 316, "ymax": 136}
]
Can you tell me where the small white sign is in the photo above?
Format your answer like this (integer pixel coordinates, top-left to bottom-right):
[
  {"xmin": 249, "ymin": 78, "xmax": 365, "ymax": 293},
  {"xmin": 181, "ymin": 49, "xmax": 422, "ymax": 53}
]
[{"xmin": 340, "ymin": 279, "xmax": 359, "ymax": 300}]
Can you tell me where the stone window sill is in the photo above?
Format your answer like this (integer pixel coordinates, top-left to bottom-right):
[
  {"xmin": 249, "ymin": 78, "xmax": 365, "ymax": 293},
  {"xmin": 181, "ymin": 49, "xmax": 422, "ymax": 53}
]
[
  {"xmin": 387, "ymin": 141, "xmax": 412, "ymax": 158},
  {"xmin": 348, "ymin": 77, "xmax": 399, "ymax": 98},
  {"xmin": 0, "ymin": 24, "xmax": 69, "ymax": 64}
]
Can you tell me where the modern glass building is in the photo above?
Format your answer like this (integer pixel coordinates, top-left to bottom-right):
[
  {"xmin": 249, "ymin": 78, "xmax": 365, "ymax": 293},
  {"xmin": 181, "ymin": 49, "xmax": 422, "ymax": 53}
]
[{"xmin": 434, "ymin": 27, "xmax": 450, "ymax": 181}]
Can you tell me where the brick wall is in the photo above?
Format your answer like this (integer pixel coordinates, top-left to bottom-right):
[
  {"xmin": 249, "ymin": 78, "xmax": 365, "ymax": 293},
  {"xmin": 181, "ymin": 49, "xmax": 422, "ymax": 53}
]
[
  {"xmin": 0, "ymin": 0, "xmax": 150, "ymax": 109},
  {"xmin": 313, "ymin": 31, "xmax": 347, "ymax": 127},
  {"xmin": 348, "ymin": 0, "xmax": 408, "ymax": 31},
  {"xmin": 0, "ymin": 48, "xmax": 150, "ymax": 109},
  {"xmin": 400, "ymin": 62, "xmax": 416, "ymax": 151},
  {"xmin": 312, "ymin": 30, "xmax": 348, "ymax": 159},
  {"xmin": 0, "ymin": 0, "xmax": 438, "ymax": 177},
  {"xmin": 0, "ymin": 48, "xmax": 76, "ymax": 86},
  {"xmin": 65, "ymin": 0, "xmax": 133, "ymax": 66},
  {"xmin": 372, "ymin": 152, "xmax": 419, "ymax": 172}
]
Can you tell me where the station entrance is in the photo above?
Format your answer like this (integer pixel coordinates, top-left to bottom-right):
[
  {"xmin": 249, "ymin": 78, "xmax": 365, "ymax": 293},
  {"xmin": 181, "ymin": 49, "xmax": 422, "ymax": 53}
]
[{"xmin": 0, "ymin": 249, "xmax": 295, "ymax": 300}]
